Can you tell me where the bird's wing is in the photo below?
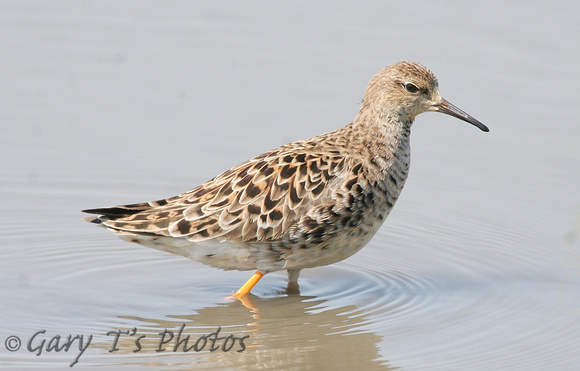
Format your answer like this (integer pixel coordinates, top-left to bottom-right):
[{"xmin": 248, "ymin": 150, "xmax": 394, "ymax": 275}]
[{"xmin": 83, "ymin": 143, "xmax": 350, "ymax": 243}]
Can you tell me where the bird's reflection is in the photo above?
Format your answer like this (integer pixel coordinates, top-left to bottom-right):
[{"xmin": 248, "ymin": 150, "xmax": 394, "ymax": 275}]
[{"xmin": 96, "ymin": 293, "xmax": 397, "ymax": 370}]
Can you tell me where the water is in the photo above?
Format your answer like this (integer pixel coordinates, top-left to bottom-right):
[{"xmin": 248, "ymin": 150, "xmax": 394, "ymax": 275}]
[{"xmin": 1, "ymin": 1, "xmax": 579, "ymax": 369}]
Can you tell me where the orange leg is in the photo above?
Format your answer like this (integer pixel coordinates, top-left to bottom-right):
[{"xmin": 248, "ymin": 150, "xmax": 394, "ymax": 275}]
[{"xmin": 233, "ymin": 271, "xmax": 264, "ymax": 297}]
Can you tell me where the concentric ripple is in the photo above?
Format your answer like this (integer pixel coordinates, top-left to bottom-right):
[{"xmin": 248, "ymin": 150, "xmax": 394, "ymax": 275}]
[{"xmin": 2, "ymin": 183, "xmax": 579, "ymax": 370}]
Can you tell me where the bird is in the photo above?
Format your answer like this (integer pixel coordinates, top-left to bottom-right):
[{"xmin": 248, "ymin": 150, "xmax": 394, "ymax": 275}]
[{"xmin": 83, "ymin": 61, "xmax": 488, "ymax": 298}]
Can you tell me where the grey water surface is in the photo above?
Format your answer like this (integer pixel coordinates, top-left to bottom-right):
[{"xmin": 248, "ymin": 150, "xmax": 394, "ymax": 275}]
[{"xmin": 1, "ymin": 1, "xmax": 579, "ymax": 370}]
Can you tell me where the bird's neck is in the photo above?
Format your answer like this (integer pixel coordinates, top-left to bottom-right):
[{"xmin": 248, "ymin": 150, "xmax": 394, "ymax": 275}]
[
  {"xmin": 351, "ymin": 108, "xmax": 413, "ymax": 175},
  {"xmin": 349, "ymin": 108, "xmax": 413, "ymax": 212}
]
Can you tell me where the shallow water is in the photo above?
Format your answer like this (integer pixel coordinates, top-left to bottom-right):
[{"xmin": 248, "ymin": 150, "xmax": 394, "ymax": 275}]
[{"xmin": 1, "ymin": 1, "xmax": 579, "ymax": 370}]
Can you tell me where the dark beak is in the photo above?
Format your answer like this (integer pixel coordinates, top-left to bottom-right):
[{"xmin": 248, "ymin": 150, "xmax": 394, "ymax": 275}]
[{"xmin": 435, "ymin": 98, "xmax": 489, "ymax": 132}]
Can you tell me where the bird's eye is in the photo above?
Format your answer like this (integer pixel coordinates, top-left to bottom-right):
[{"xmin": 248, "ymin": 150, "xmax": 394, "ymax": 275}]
[{"xmin": 403, "ymin": 83, "xmax": 419, "ymax": 93}]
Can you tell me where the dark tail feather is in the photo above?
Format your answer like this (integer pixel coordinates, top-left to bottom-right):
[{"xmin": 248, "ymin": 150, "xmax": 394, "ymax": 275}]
[
  {"xmin": 82, "ymin": 202, "xmax": 154, "ymax": 222},
  {"xmin": 82, "ymin": 198, "xmax": 171, "ymax": 223}
]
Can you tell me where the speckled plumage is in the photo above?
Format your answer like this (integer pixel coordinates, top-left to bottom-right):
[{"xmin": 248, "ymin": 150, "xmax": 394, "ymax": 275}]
[{"xmin": 83, "ymin": 61, "xmax": 488, "ymax": 296}]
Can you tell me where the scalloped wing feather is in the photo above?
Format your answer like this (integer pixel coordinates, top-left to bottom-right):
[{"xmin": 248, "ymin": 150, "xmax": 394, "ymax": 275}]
[{"xmin": 94, "ymin": 142, "xmax": 350, "ymax": 245}]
